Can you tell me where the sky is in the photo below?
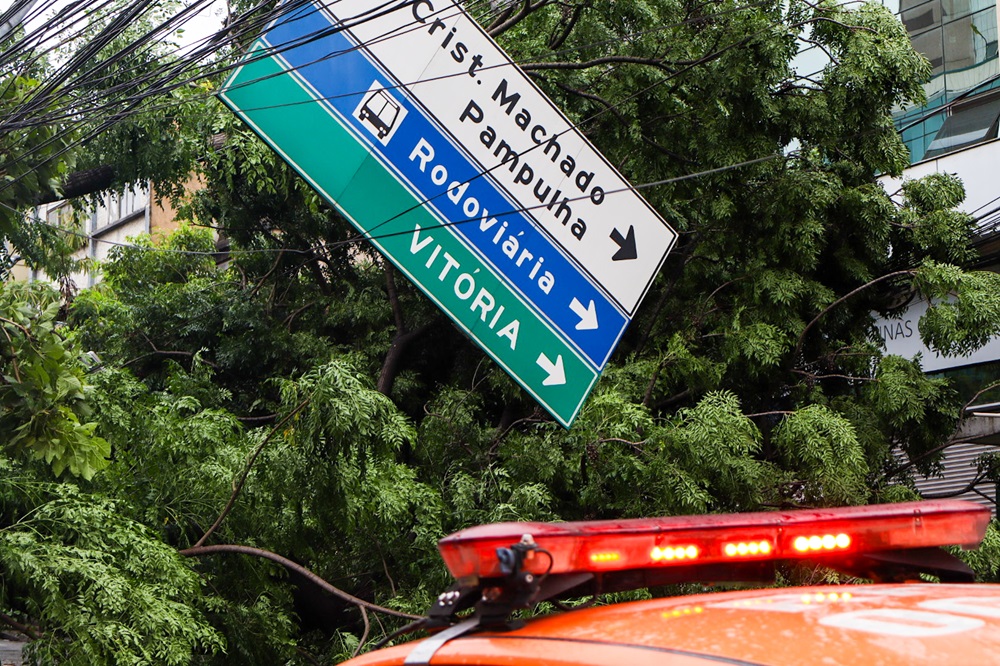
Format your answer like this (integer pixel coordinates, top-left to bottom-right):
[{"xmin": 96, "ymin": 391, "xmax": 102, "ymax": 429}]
[{"xmin": 0, "ymin": 0, "xmax": 229, "ymax": 53}]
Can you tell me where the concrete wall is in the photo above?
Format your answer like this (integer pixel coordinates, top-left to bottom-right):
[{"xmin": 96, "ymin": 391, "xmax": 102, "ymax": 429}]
[{"xmin": 0, "ymin": 639, "xmax": 23, "ymax": 666}]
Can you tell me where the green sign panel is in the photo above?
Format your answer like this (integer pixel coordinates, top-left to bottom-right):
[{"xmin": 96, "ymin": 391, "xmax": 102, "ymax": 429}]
[{"xmin": 220, "ymin": 49, "xmax": 598, "ymax": 426}]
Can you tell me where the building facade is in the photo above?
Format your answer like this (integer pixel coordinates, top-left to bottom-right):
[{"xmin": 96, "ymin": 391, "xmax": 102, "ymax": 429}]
[
  {"xmin": 9, "ymin": 183, "xmax": 188, "ymax": 288},
  {"xmin": 877, "ymin": 0, "xmax": 1000, "ymax": 509}
]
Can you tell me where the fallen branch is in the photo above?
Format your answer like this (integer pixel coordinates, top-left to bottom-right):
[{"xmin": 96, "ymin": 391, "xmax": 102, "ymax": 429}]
[
  {"xmin": 192, "ymin": 397, "xmax": 311, "ymax": 548},
  {"xmin": 794, "ymin": 269, "xmax": 916, "ymax": 360},
  {"xmin": 0, "ymin": 611, "xmax": 41, "ymax": 640},
  {"xmin": 179, "ymin": 544, "xmax": 422, "ymax": 622}
]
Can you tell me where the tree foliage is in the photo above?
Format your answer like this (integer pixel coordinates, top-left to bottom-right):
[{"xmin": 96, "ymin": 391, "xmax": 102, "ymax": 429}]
[
  {"xmin": 0, "ymin": 281, "xmax": 109, "ymax": 479},
  {"xmin": 4, "ymin": 0, "xmax": 1000, "ymax": 662}
]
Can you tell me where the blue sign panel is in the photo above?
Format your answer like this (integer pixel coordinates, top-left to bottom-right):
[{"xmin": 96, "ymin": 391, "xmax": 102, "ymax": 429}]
[{"xmin": 260, "ymin": 2, "xmax": 629, "ymax": 369}]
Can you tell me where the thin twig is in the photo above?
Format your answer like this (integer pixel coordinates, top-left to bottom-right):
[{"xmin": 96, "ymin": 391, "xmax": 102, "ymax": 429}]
[
  {"xmin": 522, "ymin": 55, "xmax": 673, "ymax": 72},
  {"xmin": 743, "ymin": 410, "xmax": 795, "ymax": 418},
  {"xmin": 962, "ymin": 381, "xmax": 1000, "ymax": 413},
  {"xmin": 921, "ymin": 473, "xmax": 989, "ymax": 500},
  {"xmin": 794, "ymin": 270, "xmax": 916, "ymax": 359},
  {"xmin": 122, "ymin": 349, "xmax": 219, "ymax": 369},
  {"xmin": 192, "ymin": 397, "xmax": 311, "ymax": 548},
  {"xmin": 354, "ymin": 606, "xmax": 371, "ymax": 658},
  {"xmin": 248, "ymin": 249, "xmax": 284, "ymax": 298},
  {"xmin": 880, "ymin": 438, "xmax": 974, "ymax": 483},
  {"xmin": 0, "ymin": 323, "xmax": 23, "ymax": 382},
  {"xmin": 790, "ymin": 369, "xmax": 877, "ymax": 382}
]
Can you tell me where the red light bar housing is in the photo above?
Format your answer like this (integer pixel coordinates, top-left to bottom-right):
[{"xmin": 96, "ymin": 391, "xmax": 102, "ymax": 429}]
[{"xmin": 438, "ymin": 500, "xmax": 989, "ymax": 580}]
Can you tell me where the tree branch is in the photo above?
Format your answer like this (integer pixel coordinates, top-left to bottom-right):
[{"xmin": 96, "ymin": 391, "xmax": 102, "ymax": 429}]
[
  {"xmin": 385, "ymin": 264, "xmax": 405, "ymax": 334},
  {"xmin": 122, "ymin": 349, "xmax": 219, "ymax": 369},
  {"xmin": 0, "ymin": 320, "xmax": 23, "ymax": 382},
  {"xmin": 744, "ymin": 410, "xmax": 795, "ymax": 418},
  {"xmin": 651, "ymin": 388, "xmax": 692, "ymax": 411},
  {"xmin": 920, "ymin": 473, "xmax": 990, "ymax": 501},
  {"xmin": 283, "ymin": 300, "xmax": 317, "ymax": 332},
  {"xmin": 235, "ymin": 413, "xmax": 278, "ymax": 423},
  {"xmin": 522, "ymin": 55, "xmax": 673, "ymax": 72},
  {"xmin": 879, "ymin": 438, "xmax": 975, "ymax": 484},
  {"xmin": 642, "ymin": 361, "xmax": 662, "ymax": 408},
  {"xmin": 247, "ymin": 249, "xmax": 284, "ymax": 298},
  {"xmin": 355, "ymin": 605, "xmax": 371, "ymax": 658},
  {"xmin": 126, "ymin": 333, "xmax": 219, "ymax": 369},
  {"xmin": 192, "ymin": 397, "xmax": 311, "ymax": 548},
  {"xmin": 595, "ymin": 437, "xmax": 646, "ymax": 452},
  {"xmin": 378, "ymin": 266, "xmax": 433, "ymax": 395},
  {"xmin": 179, "ymin": 544, "xmax": 422, "ymax": 621},
  {"xmin": 553, "ymin": 80, "xmax": 629, "ymax": 126},
  {"xmin": 962, "ymin": 381, "xmax": 1000, "ymax": 413},
  {"xmin": 794, "ymin": 269, "xmax": 916, "ymax": 360},
  {"xmin": 790, "ymin": 369, "xmax": 877, "ymax": 383},
  {"xmin": 488, "ymin": 0, "xmax": 548, "ymax": 37},
  {"xmin": 0, "ymin": 611, "xmax": 41, "ymax": 640},
  {"xmin": 548, "ymin": 1, "xmax": 586, "ymax": 50}
]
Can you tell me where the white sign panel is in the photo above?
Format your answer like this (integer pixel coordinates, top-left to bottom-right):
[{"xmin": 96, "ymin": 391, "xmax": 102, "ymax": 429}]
[
  {"xmin": 336, "ymin": 0, "xmax": 677, "ymax": 314},
  {"xmin": 875, "ymin": 298, "xmax": 1000, "ymax": 372}
]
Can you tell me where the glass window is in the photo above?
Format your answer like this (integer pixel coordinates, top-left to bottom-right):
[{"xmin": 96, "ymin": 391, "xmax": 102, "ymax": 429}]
[
  {"xmin": 912, "ymin": 27, "xmax": 945, "ymax": 73},
  {"xmin": 46, "ymin": 204, "xmax": 73, "ymax": 229},
  {"xmin": 941, "ymin": 0, "xmax": 995, "ymax": 20},
  {"xmin": 931, "ymin": 358, "xmax": 1000, "ymax": 405},
  {"xmin": 924, "ymin": 91, "xmax": 1000, "ymax": 158},
  {"xmin": 943, "ymin": 16, "xmax": 977, "ymax": 70},
  {"xmin": 894, "ymin": 0, "xmax": 1000, "ymax": 162},
  {"xmin": 903, "ymin": 0, "xmax": 942, "ymax": 32}
]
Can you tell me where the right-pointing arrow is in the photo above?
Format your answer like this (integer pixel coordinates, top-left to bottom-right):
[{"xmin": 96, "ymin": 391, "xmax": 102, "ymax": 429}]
[
  {"xmin": 610, "ymin": 225, "xmax": 637, "ymax": 261},
  {"xmin": 536, "ymin": 352, "xmax": 566, "ymax": 386},
  {"xmin": 570, "ymin": 297, "xmax": 599, "ymax": 331}
]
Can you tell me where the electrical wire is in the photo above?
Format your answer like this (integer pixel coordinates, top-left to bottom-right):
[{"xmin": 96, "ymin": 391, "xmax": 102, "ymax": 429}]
[
  {"xmin": 0, "ymin": 0, "xmax": 843, "ymax": 180},
  {"xmin": 0, "ymin": 0, "xmax": 788, "ymax": 134},
  {"xmin": 0, "ymin": 0, "xmax": 803, "ymax": 226},
  {"xmin": 0, "ymin": 0, "xmax": 913, "ymax": 257},
  {"xmin": 6, "ymin": 149, "xmax": 784, "ymax": 261},
  {"xmin": 0, "ymin": 0, "xmax": 787, "ymax": 221}
]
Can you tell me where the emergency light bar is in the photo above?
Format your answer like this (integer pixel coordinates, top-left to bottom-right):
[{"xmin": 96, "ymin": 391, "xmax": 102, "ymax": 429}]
[{"xmin": 438, "ymin": 500, "xmax": 990, "ymax": 580}]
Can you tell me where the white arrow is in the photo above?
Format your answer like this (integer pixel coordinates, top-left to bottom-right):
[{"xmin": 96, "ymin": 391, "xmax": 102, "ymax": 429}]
[
  {"xmin": 537, "ymin": 353, "xmax": 566, "ymax": 386},
  {"xmin": 570, "ymin": 297, "xmax": 599, "ymax": 331}
]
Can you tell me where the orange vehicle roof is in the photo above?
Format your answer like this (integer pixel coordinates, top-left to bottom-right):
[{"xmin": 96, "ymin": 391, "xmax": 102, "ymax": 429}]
[{"xmin": 346, "ymin": 583, "xmax": 1000, "ymax": 666}]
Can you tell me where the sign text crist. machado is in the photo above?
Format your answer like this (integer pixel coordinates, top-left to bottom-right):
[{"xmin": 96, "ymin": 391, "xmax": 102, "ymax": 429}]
[
  {"xmin": 219, "ymin": 49, "xmax": 599, "ymax": 426},
  {"xmin": 338, "ymin": 0, "xmax": 678, "ymax": 314},
  {"xmin": 261, "ymin": 3, "xmax": 628, "ymax": 370}
]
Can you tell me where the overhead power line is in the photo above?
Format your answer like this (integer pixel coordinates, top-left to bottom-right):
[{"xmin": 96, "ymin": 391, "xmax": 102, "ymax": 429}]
[
  {"xmin": 0, "ymin": 0, "xmax": 798, "ymax": 208},
  {"xmin": 0, "ymin": 0, "xmax": 900, "ymax": 268},
  {"xmin": 3, "ymin": 149, "xmax": 784, "ymax": 260}
]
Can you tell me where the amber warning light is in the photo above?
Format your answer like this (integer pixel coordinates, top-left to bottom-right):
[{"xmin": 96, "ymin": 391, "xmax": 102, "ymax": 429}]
[{"xmin": 437, "ymin": 500, "xmax": 990, "ymax": 580}]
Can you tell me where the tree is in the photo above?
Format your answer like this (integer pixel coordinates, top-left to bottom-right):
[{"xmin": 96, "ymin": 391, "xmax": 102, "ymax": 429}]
[
  {"xmin": 0, "ymin": 281, "xmax": 108, "ymax": 479},
  {"xmin": 5, "ymin": 0, "xmax": 1000, "ymax": 662},
  {"xmin": 0, "ymin": 281, "xmax": 224, "ymax": 664}
]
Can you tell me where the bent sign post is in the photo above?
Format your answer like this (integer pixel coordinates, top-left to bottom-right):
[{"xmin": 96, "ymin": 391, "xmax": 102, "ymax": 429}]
[{"xmin": 219, "ymin": 0, "xmax": 676, "ymax": 426}]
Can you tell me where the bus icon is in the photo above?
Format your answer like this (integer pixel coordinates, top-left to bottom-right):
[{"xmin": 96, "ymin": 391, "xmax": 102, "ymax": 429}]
[{"xmin": 354, "ymin": 82, "xmax": 407, "ymax": 145}]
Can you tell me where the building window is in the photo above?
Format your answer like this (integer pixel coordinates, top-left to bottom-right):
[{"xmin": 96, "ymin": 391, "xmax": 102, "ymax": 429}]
[
  {"xmin": 46, "ymin": 203, "xmax": 75, "ymax": 229},
  {"xmin": 924, "ymin": 91, "xmax": 1000, "ymax": 157},
  {"xmin": 894, "ymin": 0, "xmax": 1000, "ymax": 162},
  {"xmin": 94, "ymin": 185, "xmax": 149, "ymax": 230}
]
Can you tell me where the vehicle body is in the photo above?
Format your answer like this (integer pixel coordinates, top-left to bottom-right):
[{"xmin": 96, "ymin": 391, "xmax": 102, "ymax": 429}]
[
  {"xmin": 349, "ymin": 582, "xmax": 1000, "ymax": 665},
  {"xmin": 340, "ymin": 500, "xmax": 1000, "ymax": 665}
]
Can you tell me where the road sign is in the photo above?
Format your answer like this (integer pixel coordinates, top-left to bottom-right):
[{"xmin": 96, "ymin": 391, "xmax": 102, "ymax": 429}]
[
  {"xmin": 221, "ymin": 46, "xmax": 598, "ymax": 426},
  {"xmin": 218, "ymin": 0, "xmax": 676, "ymax": 425},
  {"xmin": 258, "ymin": 1, "xmax": 629, "ymax": 369},
  {"xmin": 336, "ymin": 0, "xmax": 677, "ymax": 314}
]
